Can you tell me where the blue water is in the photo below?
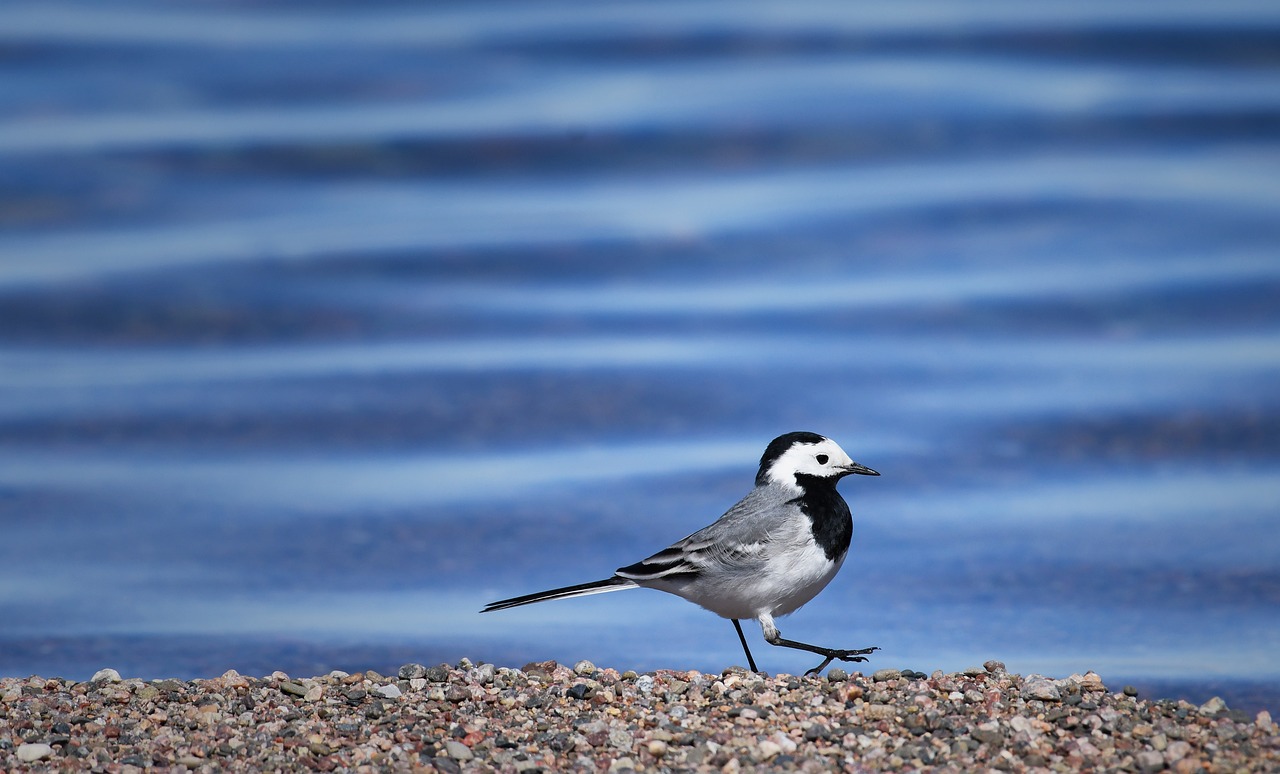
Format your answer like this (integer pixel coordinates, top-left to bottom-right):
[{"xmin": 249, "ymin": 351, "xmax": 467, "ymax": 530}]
[{"xmin": 2, "ymin": 1, "xmax": 1279, "ymax": 713}]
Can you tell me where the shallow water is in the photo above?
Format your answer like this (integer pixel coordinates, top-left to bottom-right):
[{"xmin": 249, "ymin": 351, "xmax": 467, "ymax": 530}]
[{"xmin": 1, "ymin": 1, "xmax": 1278, "ymax": 713}]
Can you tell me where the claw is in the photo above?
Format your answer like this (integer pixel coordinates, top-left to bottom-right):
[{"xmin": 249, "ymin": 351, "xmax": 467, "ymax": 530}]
[{"xmin": 803, "ymin": 646, "xmax": 881, "ymax": 675}]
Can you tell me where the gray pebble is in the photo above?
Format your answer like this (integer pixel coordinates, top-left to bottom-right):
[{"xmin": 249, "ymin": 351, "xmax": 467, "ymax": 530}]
[
  {"xmin": 1135, "ymin": 749, "xmax": 1165, "ymax": 773},
  {"xmin": 398, "ymin": 663, "xmax": 427, "ymax": 680},
  {"xmin": 872, "ymin": 668, "xmax": 901, "ymax": 682},
  {"xmin": 374, "ymin": 684, "xmax": 402, "ymax": 699},
  {"xmin": 1021, "ymin": 675, "xmax": 1061, "ymax": 702},
  {"xmin": 425, "ymin": 664, "xmax": 451, "ymax": 683},
  {"xmin": 444, "ymin": 739, "xmax": 474, "ymax": 761},
  {"xmin": 826, "ymin": 667, "xmax": 848, "ymax": 682}
]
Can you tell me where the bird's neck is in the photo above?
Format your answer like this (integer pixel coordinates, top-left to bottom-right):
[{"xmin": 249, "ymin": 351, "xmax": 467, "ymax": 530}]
[{"xmin": 791, "ymin": 473, "xmax": 853, "ymax": 561}]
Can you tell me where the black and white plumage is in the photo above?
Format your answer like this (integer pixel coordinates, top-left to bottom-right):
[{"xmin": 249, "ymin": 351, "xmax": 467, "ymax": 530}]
[{"xmin": 482, "ymin": 431, "xmax": 880, "ymax": 674}]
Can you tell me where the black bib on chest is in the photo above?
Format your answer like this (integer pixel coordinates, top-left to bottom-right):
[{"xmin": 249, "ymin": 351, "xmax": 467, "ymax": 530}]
[{"xmin": 792, "ymin": 473, "xmax": 853, "ymax": 561}]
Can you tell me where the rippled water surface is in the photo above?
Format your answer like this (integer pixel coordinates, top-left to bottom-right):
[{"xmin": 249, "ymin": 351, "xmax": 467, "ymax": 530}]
[{"xmin": 2, "ymin": 1, "xmax": 1278, "ymax": 712}]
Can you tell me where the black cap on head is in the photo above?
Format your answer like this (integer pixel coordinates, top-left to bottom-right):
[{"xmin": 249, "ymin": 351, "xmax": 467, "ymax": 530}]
[{"xmin": 756, "ymin": 431, "xmax": 826, "ymax": 485}]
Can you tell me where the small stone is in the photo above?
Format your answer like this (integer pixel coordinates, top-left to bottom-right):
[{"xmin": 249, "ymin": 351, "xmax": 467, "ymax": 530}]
[
  {"xmin": 279, "ymin": 681, "xmax": 307, "ymax": 697},
  {"xmin": 1198, "ymin": 696, "xmax": 1227, "ymax": 716},
  {"xmin": 91, "ymin": 668, "xmax": 123, "ymax": 683},
  {"xmin": 826, "ymin": 667, "xmax": 848, "ymax": 682},
  {"xmin": 409, "ymin": 678, "xmax": 427, "ymax": 691},
  {"xmin": 609, "ymin": 729, "xmax": 634, "ymax": 748},
  {"xmin": 756, "ymin": 740, "xmax": 782, "ymax": 759},
  {"xmin": 424, "ymin": 665, "xmax": 451, "ymax": 683},
  {"xmin": 17, "ymin": 743, "xmax": 55, "ymax": 762},
  {"xmin": 573, "ymin": 660, "xmax": 596, "ymax": 676},
  {"xmin": 444, "ymin": 740, "xmax": 474, "ymax": 761},
  {"xmin": 648, "ymin": 739, "xmax": 668, "ymax": 757},
  {"xmin": 398, "ymin": 663, "xmax": 427, "ymax": 680},
  {"xmin": 863, "ymin": 704, "xmax": 896, "ymax": 720},
  {"xmin": 1164, "ymin": 740, "xmax": 1192, "ymax": 762},
  {"xmin": 434, "ymin": 758, "xmax": 463, "ymax": 774},
  {"xmin": 635, "ymin": 674, "xmax": 655, "ymax": 693},
  {"xmin": 567, "ymin": 683, "xmax": 594, "ymax": 700},
  {"xmin": 1124, "ymin": 685, "xmax": 1140, "ymax": 697},
  {"xmin": 522, "ymin": 660, "xmax": 557, "ymax": 678},
  {"xmin": 176, "ymin": 755, "xmax": 204, "ymax": 767},
  {"xmin": 609, "ymin": 756, "xmax": 636, "ymax": 771},
  {"xmin": 983, "ymin": 660, "xmax": 1006, "ymax": 674},
  {"xmin": 304, "ymin": 685, "xmax": 323, "ymax": 702},
  {"xmin": 962, "ymin": 665, "xmax": 985, "ymax": 676},
  {"xmin": 374, "ymin": 684, "xmax": 402, "ymax": 699},
  {"xmin": 871, "ymin": 668, "xmax": 901, "ymax": 682},
  {"xmin": 1021, "ymin": 674, "xmax": 1061, "ymax": 701},
  {"xmin": 1256, "ymin": 709, "xmax": 1274, "ymax": 732},
  {"xmin": 972, "ymin": 721, "xmax": 1004, "ymax": 745},
  {"xmin": 1135, "ymin": 749, "xmax": 1166, "ymax": 773}
]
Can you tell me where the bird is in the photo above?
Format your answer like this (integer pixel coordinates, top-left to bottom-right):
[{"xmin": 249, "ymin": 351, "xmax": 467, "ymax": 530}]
[{"xmin": 482, "ymin": 431, "xmax": 880, "ymax": 675}]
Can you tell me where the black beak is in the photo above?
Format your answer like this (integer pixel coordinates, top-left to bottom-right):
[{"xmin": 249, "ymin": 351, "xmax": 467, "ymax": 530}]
[{"xmin": 841, "ymin": 461, "xmax": 880, "ymax": 477}]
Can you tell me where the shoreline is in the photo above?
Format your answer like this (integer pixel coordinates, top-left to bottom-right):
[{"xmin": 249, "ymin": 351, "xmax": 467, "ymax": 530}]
[{"xmin": 3, "ymin": 660, "xmax": 1277, "ymax": 772}]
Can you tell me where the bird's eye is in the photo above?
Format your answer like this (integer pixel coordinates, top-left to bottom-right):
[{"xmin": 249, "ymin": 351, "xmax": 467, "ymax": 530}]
[{"xmin": 816, "ymin": 454, "xmax": 829, "ymax": 465}]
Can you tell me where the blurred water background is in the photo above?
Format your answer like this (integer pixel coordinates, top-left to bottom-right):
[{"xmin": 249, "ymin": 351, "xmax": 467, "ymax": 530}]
[{"xmin": 1, "ymin": 1, "xmax": 1278, "ymax": 713}]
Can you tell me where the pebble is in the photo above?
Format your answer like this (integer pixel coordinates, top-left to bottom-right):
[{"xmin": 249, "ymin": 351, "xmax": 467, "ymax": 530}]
[
  {"xmin": 0, "ymin": 661, "xmax": 1275, "ymax": 772},
  {"xmin": 16, "ymin": 743, "xmax": 53, "ymax": 762},
  {"xmin": 1021, "ymin": 673, "xmax": 1061, "ymax": 701},
  {"xmin": 374, "ymin": 683, "xmax": 402, "ymax": 699},
  {"xmin": 91, "ymin": 667, "xmax": 123, "ymax": 683}
]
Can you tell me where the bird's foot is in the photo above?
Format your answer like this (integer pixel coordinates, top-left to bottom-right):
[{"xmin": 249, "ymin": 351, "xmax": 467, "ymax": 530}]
[{"xmin": 803, "ymin": 646, "xmax": 880, "ymax": 676}]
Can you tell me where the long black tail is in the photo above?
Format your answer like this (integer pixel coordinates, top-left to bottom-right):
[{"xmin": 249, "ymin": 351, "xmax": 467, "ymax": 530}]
[{"xmin": 481, "ymin": 577, "xmax": 636, "ymax": 613}]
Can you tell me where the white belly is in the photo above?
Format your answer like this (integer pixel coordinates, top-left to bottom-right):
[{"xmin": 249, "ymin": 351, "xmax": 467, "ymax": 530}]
[{"xmin": 654, "ymin": 537, "xmax": 846, "ymax": 620}]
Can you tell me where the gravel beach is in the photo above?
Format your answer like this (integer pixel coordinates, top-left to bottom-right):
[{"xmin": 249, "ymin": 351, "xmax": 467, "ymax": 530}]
[{"xmin": 2, "ymin": 659, "xmax": 1276, "ymax": 772}]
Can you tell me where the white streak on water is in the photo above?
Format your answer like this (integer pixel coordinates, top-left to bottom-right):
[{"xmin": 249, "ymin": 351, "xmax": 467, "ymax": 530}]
[{"xmin": 0, "ymin": 149, "xmax": 1277, "ymax": 287}]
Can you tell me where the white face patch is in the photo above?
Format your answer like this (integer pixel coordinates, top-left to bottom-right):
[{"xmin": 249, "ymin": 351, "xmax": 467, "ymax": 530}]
[{"xmin": 765, "ymin": 437, "xmax": 856, "ymax": 489}]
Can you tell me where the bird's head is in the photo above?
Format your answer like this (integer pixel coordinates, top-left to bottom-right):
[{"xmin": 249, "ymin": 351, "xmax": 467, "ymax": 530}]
[{"xmin": 755, "ymin": 431, "xmax": 879, "ymax": 490}]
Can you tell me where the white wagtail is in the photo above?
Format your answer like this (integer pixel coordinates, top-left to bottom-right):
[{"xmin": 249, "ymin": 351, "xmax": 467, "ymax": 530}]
[{"xmin": 482, "ymin": 431, "xmax": 880, "ymax": 675}]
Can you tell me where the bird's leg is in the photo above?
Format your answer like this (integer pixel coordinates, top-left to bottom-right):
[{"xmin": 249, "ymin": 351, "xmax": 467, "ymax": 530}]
[
  {"xmin": 759, "ymin": 615, "xmax": 878, "ymax": 676},
  {"xmin": 731, "ymin": 619, "xmax": 760, "ymax": 673}
]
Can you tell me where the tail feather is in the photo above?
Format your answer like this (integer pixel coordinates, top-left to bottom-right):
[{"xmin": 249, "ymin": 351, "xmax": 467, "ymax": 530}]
[{"xmin": 481, "ymin": 577, "xmax": 636, "ymax": 613}]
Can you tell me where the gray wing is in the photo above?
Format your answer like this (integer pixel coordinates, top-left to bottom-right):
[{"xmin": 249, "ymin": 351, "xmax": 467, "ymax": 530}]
[{"xmin": 614, "ymin": 485, "xmax": 795, "ymax": 582}]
